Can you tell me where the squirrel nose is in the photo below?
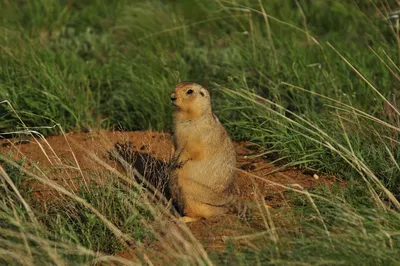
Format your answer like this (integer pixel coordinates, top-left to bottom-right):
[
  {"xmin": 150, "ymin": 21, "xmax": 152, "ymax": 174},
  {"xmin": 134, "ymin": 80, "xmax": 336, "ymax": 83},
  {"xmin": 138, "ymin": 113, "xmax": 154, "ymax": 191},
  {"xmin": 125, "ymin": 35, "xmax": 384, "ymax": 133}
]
[{"xmin": 170, "ymin": 92, "xmax": 177, "ymax": 102}]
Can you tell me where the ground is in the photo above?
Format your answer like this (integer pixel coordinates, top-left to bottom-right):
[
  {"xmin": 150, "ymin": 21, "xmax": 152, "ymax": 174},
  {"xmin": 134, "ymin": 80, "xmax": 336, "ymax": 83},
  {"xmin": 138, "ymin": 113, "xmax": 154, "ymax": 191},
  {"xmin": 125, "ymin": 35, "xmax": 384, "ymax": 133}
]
[
  {"xmin": 0, "ymin": 130, "xmax": 342, "ymax": 259},
  {"xmin": 1, "ymin": 1, "xmax": 399, "ymax": 264}
]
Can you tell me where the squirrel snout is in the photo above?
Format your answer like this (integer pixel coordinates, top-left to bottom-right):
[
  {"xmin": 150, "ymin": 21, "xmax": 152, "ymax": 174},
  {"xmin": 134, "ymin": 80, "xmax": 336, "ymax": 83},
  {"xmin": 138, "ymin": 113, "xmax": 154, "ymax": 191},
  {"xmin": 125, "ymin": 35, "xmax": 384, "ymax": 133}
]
[{"xmin": 170, "ymin": 92, "xmax": 177, "ymax": 102}]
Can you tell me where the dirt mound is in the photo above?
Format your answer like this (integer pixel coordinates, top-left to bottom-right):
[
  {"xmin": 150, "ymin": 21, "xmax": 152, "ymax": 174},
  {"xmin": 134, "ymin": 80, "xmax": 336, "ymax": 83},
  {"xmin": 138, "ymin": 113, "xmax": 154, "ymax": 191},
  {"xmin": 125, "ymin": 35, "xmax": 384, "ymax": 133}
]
[{"xmin": 0, "ymin": 130, "xmax": 340, "ymax": 253}]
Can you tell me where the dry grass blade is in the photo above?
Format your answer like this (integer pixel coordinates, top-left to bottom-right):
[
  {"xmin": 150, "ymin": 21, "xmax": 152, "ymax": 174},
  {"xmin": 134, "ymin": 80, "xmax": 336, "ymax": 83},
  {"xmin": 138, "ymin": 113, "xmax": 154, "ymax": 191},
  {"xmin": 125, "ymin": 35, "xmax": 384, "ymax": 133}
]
[
  {"xmin": 327, "ymin": 42, "xmax": 400, "ymax": 117},
  {"xmin": 382, "ymin": 48, "xmax": 400, "ymax": 73},
  {"xmin": 368, "ymin": 46, "xmax": 400, "ymax": 81},
  {"xmin": 0, "ymin": 166, "xmax": 36, "ymax": 223},
  {"xmin": 258, "ymin": 0, "xmax": 279, "ymax": 71},
  {"xmin": 280, "ymin": 82, "xmax": 400, "ymax": 133}
]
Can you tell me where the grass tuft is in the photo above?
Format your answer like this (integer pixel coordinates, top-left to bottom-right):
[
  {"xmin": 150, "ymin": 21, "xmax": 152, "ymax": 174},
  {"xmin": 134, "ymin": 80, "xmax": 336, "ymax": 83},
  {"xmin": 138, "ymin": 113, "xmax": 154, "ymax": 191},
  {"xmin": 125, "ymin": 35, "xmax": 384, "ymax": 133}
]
[{"xmin": 1, "ymin": 0, "xmax": 400, "ymax": 265}]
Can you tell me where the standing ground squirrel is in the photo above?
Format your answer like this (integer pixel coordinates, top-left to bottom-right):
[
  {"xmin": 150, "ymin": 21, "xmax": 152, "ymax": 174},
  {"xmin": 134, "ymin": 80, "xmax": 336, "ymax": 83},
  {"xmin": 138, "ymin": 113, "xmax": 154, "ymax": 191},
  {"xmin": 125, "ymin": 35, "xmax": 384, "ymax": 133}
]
[{"xmin": 169, "ymin": 82, "xmax": 236, "ymax": 222}]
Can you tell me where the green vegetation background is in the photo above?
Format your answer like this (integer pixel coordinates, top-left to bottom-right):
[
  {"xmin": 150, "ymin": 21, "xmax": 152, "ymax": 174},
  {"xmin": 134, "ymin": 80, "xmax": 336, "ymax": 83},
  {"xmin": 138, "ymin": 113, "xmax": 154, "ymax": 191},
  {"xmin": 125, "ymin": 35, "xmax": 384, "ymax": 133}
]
[{"xmin": 1, "ymin": 0, "xmax": 400, "ymax": 265}]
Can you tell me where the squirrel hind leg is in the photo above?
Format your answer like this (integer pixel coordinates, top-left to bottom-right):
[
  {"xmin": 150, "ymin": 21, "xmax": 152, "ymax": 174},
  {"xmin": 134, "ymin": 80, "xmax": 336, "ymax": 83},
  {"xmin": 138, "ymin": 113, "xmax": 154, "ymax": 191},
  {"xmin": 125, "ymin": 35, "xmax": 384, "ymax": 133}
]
[
  {"xmin": 184, "ymin": 199, "xmax": 229, "ymax": 220},
  {"xmin": 179, "ymin": 216, "xmax": 202, "ymax": 223}
]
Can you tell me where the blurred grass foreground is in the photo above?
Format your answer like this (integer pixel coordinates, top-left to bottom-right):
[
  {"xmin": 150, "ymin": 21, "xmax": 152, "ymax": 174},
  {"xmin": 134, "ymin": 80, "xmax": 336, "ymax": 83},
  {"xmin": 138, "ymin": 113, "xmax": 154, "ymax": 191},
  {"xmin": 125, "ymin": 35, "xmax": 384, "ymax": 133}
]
[{"xmin": 1, "ymin": 0, "xmax": 400, "ymax": 265}]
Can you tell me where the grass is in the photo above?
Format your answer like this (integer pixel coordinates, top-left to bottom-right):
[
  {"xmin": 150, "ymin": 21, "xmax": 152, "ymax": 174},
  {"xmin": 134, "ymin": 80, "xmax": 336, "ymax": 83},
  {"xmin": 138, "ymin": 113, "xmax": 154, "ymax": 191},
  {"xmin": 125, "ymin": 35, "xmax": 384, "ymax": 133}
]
[{"xmin": 1, "ymin": 0, "xmax": 400, "ymax": 265}]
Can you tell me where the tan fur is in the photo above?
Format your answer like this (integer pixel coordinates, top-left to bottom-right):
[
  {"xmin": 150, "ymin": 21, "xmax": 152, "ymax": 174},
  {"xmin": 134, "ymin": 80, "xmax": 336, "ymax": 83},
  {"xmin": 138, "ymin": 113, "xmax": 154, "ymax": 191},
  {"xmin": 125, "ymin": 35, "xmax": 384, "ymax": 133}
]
[{"xmin": 169, "ymin": 82, "xmax": 236, "ymax": 222}]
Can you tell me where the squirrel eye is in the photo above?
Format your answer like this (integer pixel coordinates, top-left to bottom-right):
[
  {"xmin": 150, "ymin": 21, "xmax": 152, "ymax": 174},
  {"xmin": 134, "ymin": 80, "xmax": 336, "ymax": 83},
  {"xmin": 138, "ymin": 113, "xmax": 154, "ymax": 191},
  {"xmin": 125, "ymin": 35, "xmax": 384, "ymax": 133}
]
[{"xmin": 186, "ymin": 89, "xmax": 194, "ymax": 95}]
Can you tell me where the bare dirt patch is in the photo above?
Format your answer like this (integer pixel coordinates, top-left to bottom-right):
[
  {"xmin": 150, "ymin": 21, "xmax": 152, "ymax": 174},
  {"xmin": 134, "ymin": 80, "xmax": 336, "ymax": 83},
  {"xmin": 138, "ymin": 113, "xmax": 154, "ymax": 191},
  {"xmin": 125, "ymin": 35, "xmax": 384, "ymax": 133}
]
[{"xmin": 0, "ymin": 130, "xmax": 342, "ymax": 256}]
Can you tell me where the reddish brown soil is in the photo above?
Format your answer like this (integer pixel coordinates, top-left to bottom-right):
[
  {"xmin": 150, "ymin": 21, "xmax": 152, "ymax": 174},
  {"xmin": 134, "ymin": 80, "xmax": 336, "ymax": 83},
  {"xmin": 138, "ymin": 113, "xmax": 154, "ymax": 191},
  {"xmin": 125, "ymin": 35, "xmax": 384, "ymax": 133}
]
[{"xmin": 0, "ymin": 130, "xmax": 342, "ymax": 258}]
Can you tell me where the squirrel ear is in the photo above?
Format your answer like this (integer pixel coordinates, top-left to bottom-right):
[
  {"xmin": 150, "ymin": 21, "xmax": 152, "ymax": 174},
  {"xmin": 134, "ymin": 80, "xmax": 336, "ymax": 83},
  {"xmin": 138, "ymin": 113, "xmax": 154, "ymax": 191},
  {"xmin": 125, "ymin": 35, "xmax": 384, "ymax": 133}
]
[{"xmin": 199, "ymin": 88, "xmax": 206, "ymax": 97}]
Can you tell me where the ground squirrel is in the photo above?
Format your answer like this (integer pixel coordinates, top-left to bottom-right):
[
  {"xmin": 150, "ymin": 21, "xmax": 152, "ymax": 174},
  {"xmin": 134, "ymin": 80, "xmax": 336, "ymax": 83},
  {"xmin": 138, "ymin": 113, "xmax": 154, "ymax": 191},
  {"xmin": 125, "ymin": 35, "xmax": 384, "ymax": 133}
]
[{"xmin": 169, "ymin": 82, "xmax": 236, "ymax": 222}]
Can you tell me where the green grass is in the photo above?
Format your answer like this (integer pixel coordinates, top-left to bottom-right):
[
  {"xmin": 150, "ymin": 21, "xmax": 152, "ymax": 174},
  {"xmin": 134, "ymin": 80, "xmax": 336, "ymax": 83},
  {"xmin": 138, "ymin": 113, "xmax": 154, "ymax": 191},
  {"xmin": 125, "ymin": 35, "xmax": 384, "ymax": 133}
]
[
  {"xmin": 0, "ymin": 157, "xmax": 152, "ymax": 264},
  {"xmin": 1, "ymin": 0, "xmax": 400, "ymax": 265}
]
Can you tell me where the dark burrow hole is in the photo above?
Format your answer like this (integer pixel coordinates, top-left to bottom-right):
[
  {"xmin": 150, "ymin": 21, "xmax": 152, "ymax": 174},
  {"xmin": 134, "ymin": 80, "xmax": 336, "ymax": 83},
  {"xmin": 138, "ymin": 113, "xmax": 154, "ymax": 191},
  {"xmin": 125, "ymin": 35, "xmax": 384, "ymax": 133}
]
[{"xmin": 108, "ymin": 141, "xmax": 172, "ymax": 201}]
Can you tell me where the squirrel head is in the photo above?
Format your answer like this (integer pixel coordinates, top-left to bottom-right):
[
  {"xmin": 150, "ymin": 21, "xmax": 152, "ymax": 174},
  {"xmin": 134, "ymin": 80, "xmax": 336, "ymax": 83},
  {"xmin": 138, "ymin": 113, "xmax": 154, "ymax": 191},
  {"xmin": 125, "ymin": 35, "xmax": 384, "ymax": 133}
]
[{"xmin": 170, "ymin": 82, "xmax": 212, "ymax": 121}]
